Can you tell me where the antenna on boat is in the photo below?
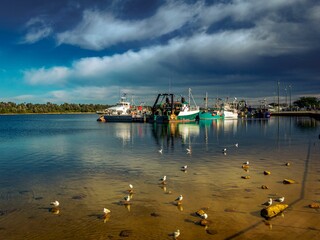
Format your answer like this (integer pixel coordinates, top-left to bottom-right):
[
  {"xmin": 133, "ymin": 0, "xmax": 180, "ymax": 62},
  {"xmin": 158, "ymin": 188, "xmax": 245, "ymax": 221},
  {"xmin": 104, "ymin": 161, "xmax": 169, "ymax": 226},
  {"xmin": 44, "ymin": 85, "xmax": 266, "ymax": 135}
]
[{"xmin": 205, "ymin": 92, "xmax": 208, "ymax": 110}]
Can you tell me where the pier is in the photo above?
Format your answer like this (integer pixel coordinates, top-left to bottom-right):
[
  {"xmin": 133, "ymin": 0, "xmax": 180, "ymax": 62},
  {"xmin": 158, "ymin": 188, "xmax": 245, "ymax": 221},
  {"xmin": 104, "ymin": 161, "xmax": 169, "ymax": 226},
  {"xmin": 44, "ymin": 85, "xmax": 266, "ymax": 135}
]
[{"xmin": 271, "ymin": 111, "xmax": 320, "ymax": 120}]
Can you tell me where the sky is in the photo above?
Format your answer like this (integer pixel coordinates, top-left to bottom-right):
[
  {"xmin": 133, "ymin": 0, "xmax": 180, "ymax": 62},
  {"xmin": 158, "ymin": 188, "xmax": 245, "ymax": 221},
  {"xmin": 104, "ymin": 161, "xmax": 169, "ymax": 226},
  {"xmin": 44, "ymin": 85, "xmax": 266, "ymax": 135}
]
[{"xmin": 0, "ymin": 0, "xmax": 319, "ymax": 106}]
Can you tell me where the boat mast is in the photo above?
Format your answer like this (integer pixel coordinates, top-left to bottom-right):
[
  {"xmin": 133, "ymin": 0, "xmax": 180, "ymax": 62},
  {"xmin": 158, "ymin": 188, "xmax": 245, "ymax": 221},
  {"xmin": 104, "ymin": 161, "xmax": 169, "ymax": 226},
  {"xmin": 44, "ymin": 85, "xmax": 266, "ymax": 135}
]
[
  {"xmin": 205, "ymin": 92, "xmax": 208, "ymax": 110},
  {"xmin": 188, "ymin": 88, "xmax": 198, "ymax": 108}
]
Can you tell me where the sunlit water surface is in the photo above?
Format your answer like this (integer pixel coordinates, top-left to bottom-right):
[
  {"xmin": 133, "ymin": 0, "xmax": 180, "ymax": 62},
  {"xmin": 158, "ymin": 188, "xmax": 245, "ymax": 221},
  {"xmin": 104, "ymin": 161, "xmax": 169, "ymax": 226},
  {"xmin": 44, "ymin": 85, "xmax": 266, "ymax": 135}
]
[{"xmin": 0, "ymin": 114, "xmax": 319, "ymax": 239}]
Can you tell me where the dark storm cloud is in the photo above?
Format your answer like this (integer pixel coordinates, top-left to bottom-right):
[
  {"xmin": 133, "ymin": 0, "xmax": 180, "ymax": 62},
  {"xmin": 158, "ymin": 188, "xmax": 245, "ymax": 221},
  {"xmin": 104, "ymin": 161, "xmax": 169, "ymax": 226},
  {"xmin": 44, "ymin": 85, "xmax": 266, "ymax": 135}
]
[{"xmin": 1, "ymin": 0, "xmax": 319, "ymax": 103}]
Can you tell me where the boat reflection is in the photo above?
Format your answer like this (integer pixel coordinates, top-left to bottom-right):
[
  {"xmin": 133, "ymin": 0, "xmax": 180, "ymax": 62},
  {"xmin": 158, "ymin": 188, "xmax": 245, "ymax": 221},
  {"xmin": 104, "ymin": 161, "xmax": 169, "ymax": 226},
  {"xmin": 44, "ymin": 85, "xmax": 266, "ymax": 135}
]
[
  {"xmin": 115, "ymin": 124, "xmax": 132, "ymax": 142},
  {"xmin": 151, "ymin": 122, "xmax": 200, "ymax": 148}
]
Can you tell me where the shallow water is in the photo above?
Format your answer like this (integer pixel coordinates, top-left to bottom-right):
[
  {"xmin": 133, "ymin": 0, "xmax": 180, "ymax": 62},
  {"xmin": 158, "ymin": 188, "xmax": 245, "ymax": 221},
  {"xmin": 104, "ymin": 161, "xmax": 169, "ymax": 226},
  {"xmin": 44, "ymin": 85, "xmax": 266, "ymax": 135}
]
[{"xmin": 0, "ymin": 114, "xmax": 319, "ymax": 239}]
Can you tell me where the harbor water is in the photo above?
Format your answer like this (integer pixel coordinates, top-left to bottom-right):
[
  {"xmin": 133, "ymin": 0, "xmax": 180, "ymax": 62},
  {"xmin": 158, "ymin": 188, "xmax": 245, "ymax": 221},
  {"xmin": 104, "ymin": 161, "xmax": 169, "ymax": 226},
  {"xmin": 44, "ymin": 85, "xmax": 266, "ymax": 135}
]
[{"xmin": 0, "ymin": 114, "xmax": 319, "ymax": 239}]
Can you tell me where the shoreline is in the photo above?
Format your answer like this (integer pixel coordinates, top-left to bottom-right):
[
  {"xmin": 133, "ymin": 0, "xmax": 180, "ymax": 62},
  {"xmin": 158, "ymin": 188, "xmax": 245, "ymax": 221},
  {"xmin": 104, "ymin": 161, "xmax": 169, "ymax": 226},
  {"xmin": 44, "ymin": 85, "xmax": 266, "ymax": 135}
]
[
  {"xmin": 0, "ymin": 112, "xmax": 96, "ymax": 116},
  {"xmin": 271, "ymin": 111, "xmax": 320, "ymax": 120}
]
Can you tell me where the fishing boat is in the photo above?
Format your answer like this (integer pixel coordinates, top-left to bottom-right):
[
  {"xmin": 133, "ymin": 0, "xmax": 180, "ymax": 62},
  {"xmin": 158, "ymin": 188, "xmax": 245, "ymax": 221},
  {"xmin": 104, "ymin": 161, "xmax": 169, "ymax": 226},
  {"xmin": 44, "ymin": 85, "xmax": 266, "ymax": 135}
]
[
  {"xmin": 150, "ymin": 88, "xmax": 200, "ymax": 123},
  {"xmin": 97, "ymin": 94, "xmax": 148, "ymax": 122},
  {"xmin": 221, "ymin": 100, "xmax": 239, "ymax": 119},
  {"xmin": 198, "ymin": 92, "xmax": 224, "ymax": 120}
]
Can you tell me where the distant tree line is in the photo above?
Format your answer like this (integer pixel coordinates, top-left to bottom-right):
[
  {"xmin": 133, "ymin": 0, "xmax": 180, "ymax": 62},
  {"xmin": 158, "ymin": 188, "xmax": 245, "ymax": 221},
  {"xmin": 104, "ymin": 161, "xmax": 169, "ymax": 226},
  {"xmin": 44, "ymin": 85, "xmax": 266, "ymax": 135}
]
[
  {"xmin": 0, "ymin": 102, "xmax": 111, "ymax": 114},
  {"xmin": 293, "ymin": 97, "xmax": 320, "ymax": 110}
]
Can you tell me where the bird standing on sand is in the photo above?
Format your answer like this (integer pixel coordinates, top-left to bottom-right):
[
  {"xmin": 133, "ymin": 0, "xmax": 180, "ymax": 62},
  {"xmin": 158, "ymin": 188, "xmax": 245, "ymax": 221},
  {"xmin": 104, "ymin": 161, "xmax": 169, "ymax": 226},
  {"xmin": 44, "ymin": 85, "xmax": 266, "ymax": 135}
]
[
  {"xmin": 160, "ymin": 175, "xmax": 167, "ymax": 184},
  {"xmin": 173, "ymin": 229, "xmax": 180, "ymax": 239},
  {"xmin": 263, "ymin": 198, "xmax": 272, "ymax": 206},
  {"xmin": 181, "ymin": 165, "xmax": 187, "ymax": 171},
  {"xmin": 276, "ymin": 196, "xmax": 285, "ymax": 202},
  {"xmin": 128, "ymin": 184, "xmax": 134, "ymax": 193},
  {"xmin": 103, "ymin": 208, "xmax": 111, "ymax": 215},
  {"xmin": 50, "ymin": 200, "xmax": 59, "ymax": 207},
  {"xmin": 175, "ymin": 195, "xmax": 183, "ymax": 203},
  {"xmin": 124, "ymin": 195, "xmax": 131, "ymax": 202},
  {"xmin": 200, "ymin": 212, "xmax": 208, "ymax": 219}
]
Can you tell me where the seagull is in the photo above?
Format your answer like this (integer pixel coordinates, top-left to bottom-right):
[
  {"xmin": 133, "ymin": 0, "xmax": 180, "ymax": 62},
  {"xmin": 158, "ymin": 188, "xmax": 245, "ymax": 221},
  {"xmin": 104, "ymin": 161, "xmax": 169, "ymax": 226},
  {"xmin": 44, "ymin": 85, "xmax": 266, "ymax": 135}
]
[
  {"xmin": 222, "ymin": 148, "xmax": 227, "ymax": 153},
  {"xmin": 263, "ymin": 198, "xmax": 273, "ymax": 206},
  {"xmin": 159, "ymin": 148, "xmax": 163, "ymax": 154},
  {"xmin": 181, "ymin": 165, "xmax": 187, "ymax": 171},
  {"xmin": 160, "ymin": 175, "xmax": 167, "ymax": 183},
  {"xmin": 128, "ymin": 184, "xmax": 134, "ymax": 193},
  {"xmin": 103, "ymin": 208, "xmax": 111, "ymax": 215},
  {"xmin": 276, "ymin": 196, "xmax": 285, "ymax": 202},
  {"xmin": 173, "ymin": 229, "xmax": 180, "ymax": 239},
  {"xmin": 186, "ymin": 147, "xmax": 191, "ymax": 154},
  {"xmin": 50, "ymin": 200, "xmax": 59, "ymax": 207},
  {"xmin": 124, "ymin": 195, "xmax": 131, "ymax": 202},
  {"xmin": 200, "ymin": 213, "xmax": 208, "ymax": 219},
  {"xmin": 235, "ymin": 143, "xmax": 239, "ymax": 147},
  {"xmin": 175, "ymin": 194, "xmax": 183, "ymax": 202}
]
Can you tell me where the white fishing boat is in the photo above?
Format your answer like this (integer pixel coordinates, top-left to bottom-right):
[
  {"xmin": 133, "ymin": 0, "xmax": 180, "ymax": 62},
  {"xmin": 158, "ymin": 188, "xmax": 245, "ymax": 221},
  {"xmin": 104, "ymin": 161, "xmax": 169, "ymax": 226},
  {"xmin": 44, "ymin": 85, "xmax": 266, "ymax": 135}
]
[
  {"xmin": 222, "ymin": 109, "xmax": 239, "ymax": 119},
  {"xmin": 222, "ymin": 100, "xmax": 239, "ymax": 119},
  {"xmin": 97, "ymin": 94, "xmax": 148, "ymax": 122}
]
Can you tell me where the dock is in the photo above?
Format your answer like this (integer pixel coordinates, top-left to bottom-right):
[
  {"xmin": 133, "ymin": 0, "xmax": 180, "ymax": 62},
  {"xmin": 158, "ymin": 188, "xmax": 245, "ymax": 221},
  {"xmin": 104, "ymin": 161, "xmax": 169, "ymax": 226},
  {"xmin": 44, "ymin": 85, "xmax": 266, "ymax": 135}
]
[{"xmin": 271, "ymin": 111, "xmax": 320, "ymax": 120}]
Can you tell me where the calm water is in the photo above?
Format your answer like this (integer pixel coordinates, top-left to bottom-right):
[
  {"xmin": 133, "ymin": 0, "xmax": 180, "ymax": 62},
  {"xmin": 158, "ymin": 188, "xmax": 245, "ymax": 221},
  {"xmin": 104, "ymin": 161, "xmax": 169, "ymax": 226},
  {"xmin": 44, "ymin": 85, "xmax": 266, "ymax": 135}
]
[{"xmin": 0, "ymin": 114, "xmax": 319, "ymax": 240}]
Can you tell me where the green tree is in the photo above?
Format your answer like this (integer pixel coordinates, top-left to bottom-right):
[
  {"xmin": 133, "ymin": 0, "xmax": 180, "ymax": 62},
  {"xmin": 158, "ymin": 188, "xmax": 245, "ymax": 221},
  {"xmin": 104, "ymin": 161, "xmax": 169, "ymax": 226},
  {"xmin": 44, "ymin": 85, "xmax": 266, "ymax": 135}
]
[{"xmin": 293, "ymin": 97, "xmax": 319, "ymax": 109}]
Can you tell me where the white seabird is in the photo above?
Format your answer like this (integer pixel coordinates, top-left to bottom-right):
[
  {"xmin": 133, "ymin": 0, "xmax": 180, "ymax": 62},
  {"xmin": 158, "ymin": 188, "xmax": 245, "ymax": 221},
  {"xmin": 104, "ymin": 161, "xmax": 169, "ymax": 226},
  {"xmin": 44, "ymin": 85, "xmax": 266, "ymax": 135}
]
[
  {"xmin": 263, "ymin": 198, "xmax": 273, "ymax": 206},
  {"xmin": 276, "ymin": 196, "xmax": 285, "ymax": 202},
  {"xmin": 50, "ymin": 200, "xmax": 59, "ymax": 207},
  {"xmin": 222, "ymin": 148, "xmax": 227, "ymax": 153},
  {"xmin": 124, "ymin": 195, "xmax": 131, "ymax": 202},
  {"xmin": 175, "ymin": 195, "xmax": 183, "ymax": 202},
  {"xmin": 103, "ymin": 208, "xmax": 111, "ymax": 215},
  {"xmin": 173, "ymin": 229, "xmax": 180, "ymax": 239},
  {"xmin": 186, "ymin": 148, "xmax": 191, "ymax": 154},
  {"xmin": 159, "ymin": 148, "xmax": 163, "ymax": 154},
  {"xmin": 181, "ymin": 165, "xmax": 187, "ymax": 171},
  {"xmin": 128, "ymin": 184, "xmax": 134, "ymax": 193},
  {"xmin": 160, "ymin": 175, "xmax": 167, "ymax": 182},
  {"xmin": 235, "ymin": 143, "xmax": 239, "ymax": 147},
  {"xmin": 200, "ymin": 213, "xmax": 208, "ymax": 219}
]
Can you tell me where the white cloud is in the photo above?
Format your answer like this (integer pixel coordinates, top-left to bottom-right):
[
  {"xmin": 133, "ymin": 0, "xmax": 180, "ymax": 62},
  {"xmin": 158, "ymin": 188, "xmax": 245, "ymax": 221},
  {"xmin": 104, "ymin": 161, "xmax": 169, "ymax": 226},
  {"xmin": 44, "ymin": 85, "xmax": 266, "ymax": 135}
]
[
  {"xmin": 23, "ymin": 66, "xmax": 70, "ymax": 85},
  {"xmin": 21, "ymin": 17, "xmax": 52, "ymax": 44},
  {"xmin": 24, "ymin": 17, "xmax": 313, "ymax": 88},
  {"xmin": 20, "ymin": 0, "xmax": 319, "ymax": 103},
  {"xmin": 56, "ymin": 1, "xmax": 200, "ymax": 50}
]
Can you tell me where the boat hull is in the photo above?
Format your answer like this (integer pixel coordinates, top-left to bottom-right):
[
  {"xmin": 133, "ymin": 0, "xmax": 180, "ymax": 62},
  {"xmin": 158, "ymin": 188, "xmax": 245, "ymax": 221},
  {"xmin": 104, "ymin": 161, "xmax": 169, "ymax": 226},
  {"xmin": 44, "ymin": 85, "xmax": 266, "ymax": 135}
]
[
  {"xmin": 177, "ymin": 110, "xmax": 199, "ymax": 121},
  {"xmin": 151, "ymin": 111, "xmax": 199, "ymax": 123},
  {"xmin": 199, "ymin": 112, "xmax": 223, "ymax": 120},
  {"xmin": 103, "ymin": 115, "xmax": 147, "ymax": 122}
]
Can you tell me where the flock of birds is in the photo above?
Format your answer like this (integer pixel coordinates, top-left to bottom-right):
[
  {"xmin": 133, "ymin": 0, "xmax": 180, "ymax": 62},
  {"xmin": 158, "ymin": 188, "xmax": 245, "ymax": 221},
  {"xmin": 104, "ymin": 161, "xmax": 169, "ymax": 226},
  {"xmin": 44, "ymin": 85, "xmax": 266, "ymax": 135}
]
[{"xmin": 48, "ymin": 141, "xmax": 288, "ymax": 239}]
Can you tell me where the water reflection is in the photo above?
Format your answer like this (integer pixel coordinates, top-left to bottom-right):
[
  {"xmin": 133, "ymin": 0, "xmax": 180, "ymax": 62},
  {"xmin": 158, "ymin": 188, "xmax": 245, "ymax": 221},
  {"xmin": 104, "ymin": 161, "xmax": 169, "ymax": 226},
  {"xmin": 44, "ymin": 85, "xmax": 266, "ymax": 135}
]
[
  {"xmin": 295, "ymin": 117, "xmax": 319, "ymax": 129},
  {"xmin": 151, "ymin": 122, "xmax": 199, "ymax": 145}
]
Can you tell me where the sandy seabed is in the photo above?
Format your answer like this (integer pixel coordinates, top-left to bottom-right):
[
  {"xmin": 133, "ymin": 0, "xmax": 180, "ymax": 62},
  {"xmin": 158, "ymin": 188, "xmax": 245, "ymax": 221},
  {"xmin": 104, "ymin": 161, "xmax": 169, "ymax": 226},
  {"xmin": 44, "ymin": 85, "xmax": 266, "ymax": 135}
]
[{"xmin": 1, "ymin": 139, "xmax": 320, "ymax": 240}]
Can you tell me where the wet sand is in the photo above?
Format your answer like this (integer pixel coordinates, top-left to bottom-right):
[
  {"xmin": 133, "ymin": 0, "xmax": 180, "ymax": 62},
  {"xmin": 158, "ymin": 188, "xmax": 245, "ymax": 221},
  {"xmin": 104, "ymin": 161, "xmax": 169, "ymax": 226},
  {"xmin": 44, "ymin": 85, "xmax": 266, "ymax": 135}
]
[{"xmin": 1, "ymin": 140, "xmax": 319, "ymax": 240}]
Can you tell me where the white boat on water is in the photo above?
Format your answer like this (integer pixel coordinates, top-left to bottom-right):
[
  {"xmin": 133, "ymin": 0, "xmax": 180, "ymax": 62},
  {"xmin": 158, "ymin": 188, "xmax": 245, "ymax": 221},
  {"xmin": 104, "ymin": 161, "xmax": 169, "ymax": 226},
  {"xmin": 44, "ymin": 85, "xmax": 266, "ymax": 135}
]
[
  {"xmin": 97, "ymin": 94, "xmax": 147, "ymax": 122},
  {"xmin": 222, "ymin": 109, "xmax": 239, "ymax": 119},
  {"xmin": 222, "ymin": 101, "xmax": 239, "ymax": 119}
]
